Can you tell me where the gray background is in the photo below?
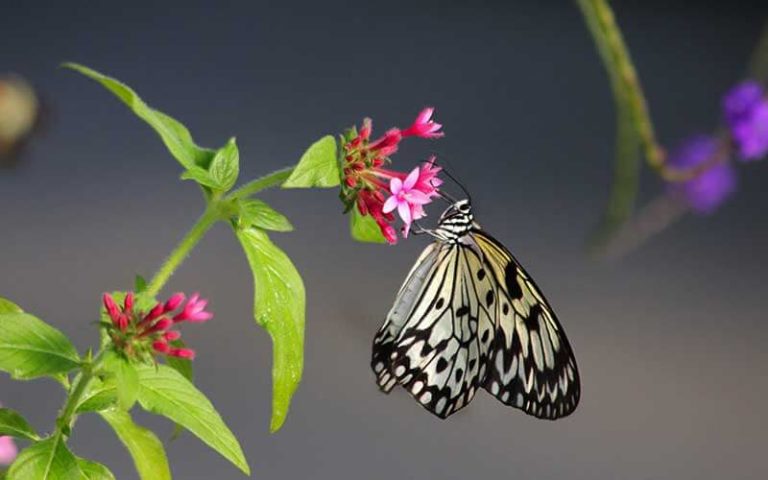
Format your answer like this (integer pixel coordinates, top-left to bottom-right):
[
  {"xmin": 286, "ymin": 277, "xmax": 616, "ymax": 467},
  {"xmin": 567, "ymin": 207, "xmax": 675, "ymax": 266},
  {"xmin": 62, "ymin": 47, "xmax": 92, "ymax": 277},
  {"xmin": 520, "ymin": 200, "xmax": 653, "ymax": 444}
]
[{"xmin": 2, "ymin": 1, "xmax": 767, "ymax": 479}]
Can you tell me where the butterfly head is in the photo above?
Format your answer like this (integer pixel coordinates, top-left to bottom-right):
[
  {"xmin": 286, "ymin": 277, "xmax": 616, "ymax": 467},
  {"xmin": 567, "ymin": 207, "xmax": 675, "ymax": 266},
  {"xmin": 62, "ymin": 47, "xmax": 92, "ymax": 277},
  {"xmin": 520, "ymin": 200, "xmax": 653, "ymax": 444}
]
[{"xmin": 435, "ymin": 199, "xmax": 474, "ymax": 241}]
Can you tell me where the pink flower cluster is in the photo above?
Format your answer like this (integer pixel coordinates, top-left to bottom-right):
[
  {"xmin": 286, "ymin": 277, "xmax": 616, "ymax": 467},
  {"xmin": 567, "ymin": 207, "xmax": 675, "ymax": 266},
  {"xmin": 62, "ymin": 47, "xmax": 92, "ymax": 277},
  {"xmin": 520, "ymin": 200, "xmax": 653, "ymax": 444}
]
[
  {"xmin": 341, "ymin": 108, "xmax": 444, "ymax": 243},
  {"xmin": 103, "ymin": 292, "xmax": 213, "ymax": 360}
]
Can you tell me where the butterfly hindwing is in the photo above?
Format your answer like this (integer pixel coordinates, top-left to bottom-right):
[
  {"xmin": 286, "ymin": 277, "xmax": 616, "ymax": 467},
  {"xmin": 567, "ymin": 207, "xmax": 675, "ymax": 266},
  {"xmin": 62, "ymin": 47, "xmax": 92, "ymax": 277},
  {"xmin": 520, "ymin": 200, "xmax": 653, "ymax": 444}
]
[{"xmin": 473, "ymin": 231, "xmax": 580, "ymax": 420}]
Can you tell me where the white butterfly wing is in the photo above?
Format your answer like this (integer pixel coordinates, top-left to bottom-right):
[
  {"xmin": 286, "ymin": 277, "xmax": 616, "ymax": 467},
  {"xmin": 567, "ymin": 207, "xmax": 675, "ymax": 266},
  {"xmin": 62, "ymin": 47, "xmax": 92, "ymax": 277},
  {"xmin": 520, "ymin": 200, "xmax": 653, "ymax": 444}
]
[
  {"xmin": 473, "ymin": 231, "xmax": 580, "ymax": 420},
  {"xmin": 372, "ymin": 243, "xmax": 496, "ymax": 418},
  {"xmin": 372, "ymin": 243, "xmax": 440, "ymax": 392}
]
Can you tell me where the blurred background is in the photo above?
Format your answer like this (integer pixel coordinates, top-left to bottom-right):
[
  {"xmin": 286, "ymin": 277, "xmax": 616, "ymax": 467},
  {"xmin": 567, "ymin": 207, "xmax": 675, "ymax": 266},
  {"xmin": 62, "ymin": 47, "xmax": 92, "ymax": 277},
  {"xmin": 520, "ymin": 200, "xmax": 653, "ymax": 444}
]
[{"xmin": 1, "ymin": 1, "xmax": 767, "ymax": 479}]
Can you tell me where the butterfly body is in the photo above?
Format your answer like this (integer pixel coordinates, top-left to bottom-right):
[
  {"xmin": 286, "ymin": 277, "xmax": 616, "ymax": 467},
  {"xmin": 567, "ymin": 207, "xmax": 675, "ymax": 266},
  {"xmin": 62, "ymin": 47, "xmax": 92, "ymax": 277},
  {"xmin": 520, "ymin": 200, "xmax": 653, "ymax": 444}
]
[{"xmin": 372, "ymin": 199, "xmax": 580, "ymax": 420}]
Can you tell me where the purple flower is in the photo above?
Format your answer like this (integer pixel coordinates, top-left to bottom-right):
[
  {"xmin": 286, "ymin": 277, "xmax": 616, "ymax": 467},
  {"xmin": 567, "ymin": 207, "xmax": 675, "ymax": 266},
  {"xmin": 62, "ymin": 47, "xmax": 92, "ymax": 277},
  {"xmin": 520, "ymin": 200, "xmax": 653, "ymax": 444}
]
[
  {"xmin": 667, "ymin": 135, "xmax": 737, "ymax": 214},
  {"xmin": 723, "ymin": 81, "xmax": 768, "ymax": 160}
]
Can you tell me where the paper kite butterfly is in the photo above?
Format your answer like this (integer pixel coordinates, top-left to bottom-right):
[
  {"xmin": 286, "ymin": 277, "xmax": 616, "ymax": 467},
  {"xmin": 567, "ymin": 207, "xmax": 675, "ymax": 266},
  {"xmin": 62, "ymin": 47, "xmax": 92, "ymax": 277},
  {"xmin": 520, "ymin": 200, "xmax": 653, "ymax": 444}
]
[{"xmin": 371, "ymin": 196, "xmax": 580, "ymax": 420}]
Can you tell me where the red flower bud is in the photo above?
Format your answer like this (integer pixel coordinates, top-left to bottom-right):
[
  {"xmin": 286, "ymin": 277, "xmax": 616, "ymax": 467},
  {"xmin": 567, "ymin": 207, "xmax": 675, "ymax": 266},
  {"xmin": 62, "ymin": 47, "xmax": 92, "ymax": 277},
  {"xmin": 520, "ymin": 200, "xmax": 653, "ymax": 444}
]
[{"xmin": 169, "ymin": 348, "xmax": 196, "ymax": 360}]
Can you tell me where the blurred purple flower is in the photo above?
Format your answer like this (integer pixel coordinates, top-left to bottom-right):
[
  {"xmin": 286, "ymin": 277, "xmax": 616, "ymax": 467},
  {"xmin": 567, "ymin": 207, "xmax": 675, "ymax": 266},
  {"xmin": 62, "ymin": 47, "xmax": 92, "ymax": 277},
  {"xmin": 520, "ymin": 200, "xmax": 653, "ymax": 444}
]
[
  {"xmin": 723, "ymin": 81, "xmax": 768, "ymax": 160},
  {"xmin": 667, "ymin": 135, "xmax": 737, "ymax": 214}
]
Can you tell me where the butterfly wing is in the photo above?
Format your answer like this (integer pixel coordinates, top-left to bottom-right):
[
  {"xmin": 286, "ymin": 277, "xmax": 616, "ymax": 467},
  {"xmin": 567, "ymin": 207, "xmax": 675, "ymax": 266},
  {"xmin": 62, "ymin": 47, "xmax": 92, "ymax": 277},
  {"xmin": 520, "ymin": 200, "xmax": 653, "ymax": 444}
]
[
  {"xmin": 473, "ymin": 230, "xmax": 581, "ymax": 420},
  {"xmin": 372, "ymin": 243, "xmax": 440, "ymax": 392},
  {"xmin": 371, "ymin": 242, "xmax": 497, "ymax": 418}
]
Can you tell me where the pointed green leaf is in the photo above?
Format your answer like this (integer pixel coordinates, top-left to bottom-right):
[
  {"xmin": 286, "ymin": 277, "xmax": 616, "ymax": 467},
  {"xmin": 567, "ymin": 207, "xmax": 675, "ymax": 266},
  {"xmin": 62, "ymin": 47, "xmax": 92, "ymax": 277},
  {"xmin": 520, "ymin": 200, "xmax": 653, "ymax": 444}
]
[
  {"xmin": 180, "ymin": 166, "xmax": 221, "ymax": 189},
  {"xmin": 64, "ymin": 63, "xmax": 215, "ymax": 170},
  {"xmin": 0, "ymin": 298, "xmax": 22, "ymax": 314},
  {"xmin": 235, "ymin": 228, "xmax": 305, "ymax": 432},
  {"xmin": 99, "ymin": 409, "xmax": 171, "ymax": 480},
  {"xmin": 134, "ymin": 275, "xmax": 147, "ymax": 294},
  {"xmin": 164, "ymin": 340, "xmax": 193, "ymax": 383},
  {"xmin": 77, "ymin": 458, "xmax": 115, "ymax": 480},
  {"xmin": 134, "ymin": 364, "xmax": 249, "ymax": 474},
  {"xmin": 238, "ymin": 199, "xmax": 293, "ymax": 232},
  {"xmin": 75, "ymin": 377, "xmax": 117, "ymax": 414},
  {"xmin": 0, "ymin": 408, "xmax": 39, "ymax": 441},
  {"xmin": 209, "ymin": 138, "xmax": 240, "ymax": 191},
  {"xmin": 163, "ymin": 340, "xmax": 194, "ymax": 440},
  {"xmin": 282, "ymin": 135, "xmax": 339, "ymax": 188},
  {"xmin": 0, "ymin": 313, "xmax": 80, "ymax": 380},
  {"xmin": 101, "ymin": 352, "xmax": 139, "ymax": 411},
  {"xmin": 7, "ymin": 435, "xmax": 80, "ymax": 480},
  {"xmin": 349, "ymin": 208, "xmax": 387, "ymax": 243}
]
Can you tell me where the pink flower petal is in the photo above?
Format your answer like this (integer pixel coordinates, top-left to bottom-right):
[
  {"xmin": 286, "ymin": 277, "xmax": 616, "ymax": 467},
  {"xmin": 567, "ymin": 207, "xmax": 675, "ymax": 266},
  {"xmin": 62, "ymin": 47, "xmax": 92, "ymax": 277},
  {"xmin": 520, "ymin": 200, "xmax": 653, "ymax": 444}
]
[
  {"xmin": 0, "ymin": 436, "xmax": 18, "ymax": 465},
  {"xmin": 389, "ymin": 177, "xmax": 403, "ymax": 194},
  {"xmin": 415, "ymin": 107, "xmax": 434, "ymax": 125},
  {"xmin": 397, "ymin": 201, "xmax": 412, "ymax": 226},
  {"xmin": 403, "ymin": 167, "xmax": 420, "ymax": 190},
  {"xmin": 412, "ymin": 204, "xmax": 426, "ymax": 220},
  {"xmin": 407, "ymin": 190, "xmax": 431, "ymax": 205},
  {"xmin": 382, "ymin": 195, "xmax": 399, "ymax": 214}
]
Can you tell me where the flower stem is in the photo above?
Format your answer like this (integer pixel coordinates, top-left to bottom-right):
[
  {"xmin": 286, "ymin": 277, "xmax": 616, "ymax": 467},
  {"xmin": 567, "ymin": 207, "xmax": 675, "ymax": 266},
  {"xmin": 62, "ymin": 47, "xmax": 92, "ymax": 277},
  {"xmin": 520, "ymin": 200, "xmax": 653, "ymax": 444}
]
[
  {"xmin": 228, "ymin": 166, "xmax": 294, "ymax": 200},
  {"xmin": 145, "ymin": 206, "xmax": 221, "ymax": 298},
  {"xmin": 56, "ymin": 352, "xmax": 105, "ymax": 435},
  {"xmin": 577, "ymin": 0, "xmax": 665, "ymax": 172},
  {"xmin": 748, "ymin": 20, "xmax": 768, "ymax": 82}
]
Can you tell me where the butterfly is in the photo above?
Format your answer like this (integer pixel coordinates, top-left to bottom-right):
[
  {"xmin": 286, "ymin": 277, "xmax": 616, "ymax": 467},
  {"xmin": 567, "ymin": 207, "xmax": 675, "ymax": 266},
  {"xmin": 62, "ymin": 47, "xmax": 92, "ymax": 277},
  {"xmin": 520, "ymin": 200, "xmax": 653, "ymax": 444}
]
[{"xmin": 371, "ymin": 197, "xmax": 580, "ymax": 420}]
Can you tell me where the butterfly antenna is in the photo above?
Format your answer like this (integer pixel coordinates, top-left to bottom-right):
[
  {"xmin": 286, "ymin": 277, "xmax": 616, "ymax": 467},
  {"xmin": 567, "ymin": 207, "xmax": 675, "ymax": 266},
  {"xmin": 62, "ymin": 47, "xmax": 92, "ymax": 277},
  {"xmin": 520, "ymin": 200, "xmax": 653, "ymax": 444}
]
[
  {"xmin": 438, "ymin": 190, "xmax": 457, "ymax": 204},
  {"xmin": 431, "ymin": 157, "xmax": 472, "ymax": 203}
]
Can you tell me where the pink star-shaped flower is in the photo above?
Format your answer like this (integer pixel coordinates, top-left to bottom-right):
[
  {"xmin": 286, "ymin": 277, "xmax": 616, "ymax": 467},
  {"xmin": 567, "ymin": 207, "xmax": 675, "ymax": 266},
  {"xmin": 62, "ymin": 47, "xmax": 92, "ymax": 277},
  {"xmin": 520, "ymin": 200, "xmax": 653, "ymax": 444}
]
[{"xmin": 383, "ymin": 167, "xmax": 432, "ymax": 236}]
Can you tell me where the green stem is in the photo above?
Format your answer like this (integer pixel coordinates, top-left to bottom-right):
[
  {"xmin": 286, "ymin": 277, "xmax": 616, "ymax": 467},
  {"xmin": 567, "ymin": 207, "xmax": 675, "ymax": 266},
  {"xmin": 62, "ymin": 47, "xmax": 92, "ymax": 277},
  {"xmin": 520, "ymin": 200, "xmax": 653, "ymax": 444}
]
[
  {"xmin": 578, "ymin": 0, "xmax": 644, "ymax": 248},
  {"xmin": 748, "ymin": 20, "xmax": 768, "ymax": 81},
  {"xmin": 57, "ymin": 352, "xmax": 105, "ymax": 434},
  {"xmin": 228, "ymin": 166, "xmax": 294, "ymax": 200},
  {"xmin": 577, "ymin": 0, "xmax": 664, "ymax": 170},
  {"xmin": 589, "ymin": 96, "xmax": 641, "ymax": 250},
  {"xmin": 145, "ymin": 206, "xmax": 221, "ymax": 297}
]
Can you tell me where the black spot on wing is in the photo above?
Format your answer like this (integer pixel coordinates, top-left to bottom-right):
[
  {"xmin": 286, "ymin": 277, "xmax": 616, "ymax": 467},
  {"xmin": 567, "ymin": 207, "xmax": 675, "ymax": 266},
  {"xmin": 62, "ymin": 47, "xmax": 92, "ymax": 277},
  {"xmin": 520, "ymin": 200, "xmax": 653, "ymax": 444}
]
[
  {"xmin": 504, "ymin": 262, "xmax": 523, "ymax": 299},
  {"xmin": 436, "ymin": 357, "xmax": 448, "ymax": 373}
]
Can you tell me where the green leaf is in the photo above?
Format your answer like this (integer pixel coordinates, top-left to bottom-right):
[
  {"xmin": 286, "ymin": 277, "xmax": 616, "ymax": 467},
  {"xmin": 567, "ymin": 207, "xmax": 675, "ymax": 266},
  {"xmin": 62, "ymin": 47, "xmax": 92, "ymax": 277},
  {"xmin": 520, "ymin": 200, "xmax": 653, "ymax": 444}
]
[
  {"xmin": 7, "ymin": 434, "xmax": 80, "ymax": 480},
  {"xmin": 235, "ymin": 228, "xmax": 305, "ymax": 432},
  {"xmin": 0, "ymin": 313, "xmax": 80, "ymax": 380},
  {"xmin": 163, "ymin": 340, "xmax": 194, "ymax": 441},
  {"xmin": 134, "ymin": 275, "xmax": 147, "ymax": 294},
  {"xmin": 209, "ymin": 138, "xmax": 240, "ymax": 191},
  {"xmin": 99, "ymin": 409, "xmax": 171, "ymax": 480},
  {"xmin": 180, "ymin": 166, "xmax": 221, "ymax": 189},
  {"xmin": 102, "ymin": 352, "xmax": 139, "ymax": 411},
  {"xmin": 77, "ymin": 458, "xmax": 115, "ymax": 480},
  {"xmin": 0, "ymin": 298, "xmax": 22, "ymax": 314},
  {"xmin": 134, "ymin": 364, "xmax": 249, "ymax": 475},
  {"xmin": 75, "ymin": 377, "xmax": 117, "ymax": 414},
  {"xmin": 0, "ymin": 408, "xmax": 39, "ymax": 441},
  {"xmin": 349, "ymin": 208, "xmax": 387, "ymax": 243},
  {"xmin": 238, "ymin": 199, "xmax": 293, "ymax": 232},
  {"xmin": 64, "ymin": 63, "xmax": 215, "ymax": 170},
  {"xmin": 164, "ymin": 340, "xmax": 193, "ymax": 383},
  {"xmin": 282, "ymin": 135, "xmax": 339, "ymax": 188}
]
